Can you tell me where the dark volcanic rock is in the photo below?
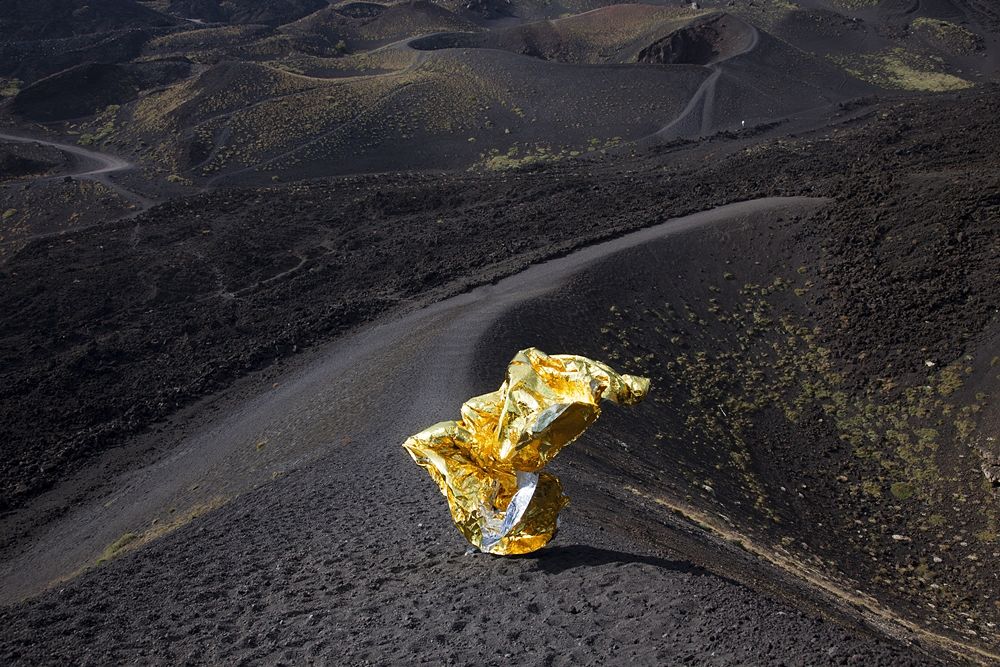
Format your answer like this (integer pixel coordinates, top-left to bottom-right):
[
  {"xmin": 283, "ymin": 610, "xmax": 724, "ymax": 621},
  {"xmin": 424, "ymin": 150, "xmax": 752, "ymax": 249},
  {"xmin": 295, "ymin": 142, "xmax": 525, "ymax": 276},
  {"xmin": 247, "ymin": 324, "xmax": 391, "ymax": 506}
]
[
  {"xmin": 461, "ymin": 0, "xmax": 513, "ymax": 19},
  {"xmin": 638, "ymin": 13, "xmax": 756, "ymax": 65},
  {"xmin": 335, "ymin": 2, "xmax": 385, "ymax": 19}
]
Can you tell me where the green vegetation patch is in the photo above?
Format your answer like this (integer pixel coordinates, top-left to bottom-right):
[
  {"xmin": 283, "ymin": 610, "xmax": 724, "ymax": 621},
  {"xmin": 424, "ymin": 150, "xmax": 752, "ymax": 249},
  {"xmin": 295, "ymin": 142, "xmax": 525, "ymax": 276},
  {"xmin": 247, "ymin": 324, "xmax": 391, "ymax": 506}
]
[
  {"xmin": 78, "ymin": 104, "xmax": 121, "ymax": 146},
  {"xmin": 92, "ymin": 497, "xmax": 228, "ymax": 568},
  {"xmin": 890, "ymin": 481, "xmax": 915, "ymax": 500},
  {"xmin": 0, "ymin": 78, "xmax": 21, "ymax": 97},
  {"xmin": 96, "ymin": 532, "xmax": 138, "ymax": 564},
  {"xmin": 912, "ymin": 17, "xmax": 981, "ymax": 54},
  {"xmin": 833, "ymin": 48, "xmax": 973, "ymax": 92},
  {"xmin": 480, "ymin": 145, "xmax": 565, "ymax": 171},
  {"xmin": 478, "ymin": 138, "xmax": 620, "ymax": 172}
]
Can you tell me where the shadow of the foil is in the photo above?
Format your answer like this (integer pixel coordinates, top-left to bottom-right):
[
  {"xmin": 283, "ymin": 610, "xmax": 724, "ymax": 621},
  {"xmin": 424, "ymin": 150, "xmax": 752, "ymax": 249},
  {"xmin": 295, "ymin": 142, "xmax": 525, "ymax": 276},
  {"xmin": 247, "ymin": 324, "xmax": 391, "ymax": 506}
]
[{"xmin": 523, "ymin": 545, "xmax": 706, "ymax": 576}]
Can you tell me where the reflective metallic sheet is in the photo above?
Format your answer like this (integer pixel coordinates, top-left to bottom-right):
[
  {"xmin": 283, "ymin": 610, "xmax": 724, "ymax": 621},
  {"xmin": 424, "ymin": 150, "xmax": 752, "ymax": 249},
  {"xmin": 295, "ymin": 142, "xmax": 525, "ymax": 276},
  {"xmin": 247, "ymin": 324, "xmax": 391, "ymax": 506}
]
[{"xmin": 402, "ymin": 347, "xmax": 650, "ymax": 555}]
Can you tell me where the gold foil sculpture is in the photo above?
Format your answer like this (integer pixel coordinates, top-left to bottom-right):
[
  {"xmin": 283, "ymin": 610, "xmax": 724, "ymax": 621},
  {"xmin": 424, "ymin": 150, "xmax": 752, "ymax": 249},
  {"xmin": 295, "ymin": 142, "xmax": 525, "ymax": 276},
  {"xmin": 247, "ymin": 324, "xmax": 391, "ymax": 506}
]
[{"xmin": 402, "ymin": 347, "xmax": 650, "ymax": 555}]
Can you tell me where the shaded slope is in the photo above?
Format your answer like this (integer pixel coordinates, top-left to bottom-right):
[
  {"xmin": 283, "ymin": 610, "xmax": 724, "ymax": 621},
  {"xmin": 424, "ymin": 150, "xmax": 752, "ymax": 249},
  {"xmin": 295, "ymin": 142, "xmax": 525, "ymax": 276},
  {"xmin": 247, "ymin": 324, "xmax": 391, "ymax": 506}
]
[
  {"xmin": 11, "ymin": 60, "xmax": 192, "ymax": 122},
  {"xmin": 746, "ymin": 0, "xmax": 997, "ymax": 87},
  {"xmin": 645, "ymin": 12, "xmax": 875, "ymax": 140},
  {"xmin": 0, "ymin": 30, "xmax": 158, "ymax": 85},
  {"xmin": 164, "ymin": 0, "xmax": 328, "ymax": 26},
  {"xmin": 705, "ymin": 27, "xmax": 875, "ymax": 132},
  {"xmin": 0, "ymin": 0, "xmax": 180, "ymax": 41},
  {"xmin": 638, "ymin": 12, "xmax": 756, "ymax": 65},
  {"xmin": 0, "ymin": 140, "xmax": 66, "ymax": 181}
]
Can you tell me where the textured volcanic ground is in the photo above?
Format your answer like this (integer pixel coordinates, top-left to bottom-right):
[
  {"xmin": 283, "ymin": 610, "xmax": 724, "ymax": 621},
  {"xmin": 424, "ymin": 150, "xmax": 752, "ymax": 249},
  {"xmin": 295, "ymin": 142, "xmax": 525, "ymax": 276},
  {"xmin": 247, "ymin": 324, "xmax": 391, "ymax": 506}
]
[
  {"xmin": 1, "ymin": 0, "xmax": 999, "ymax": 663},
  {"xmin": 1, "ymin": 88, "xmax": 998, "ymax": 663},
  {"xmin": 1, "ymin": 199, "xmax": 943, "ymax": 666}
]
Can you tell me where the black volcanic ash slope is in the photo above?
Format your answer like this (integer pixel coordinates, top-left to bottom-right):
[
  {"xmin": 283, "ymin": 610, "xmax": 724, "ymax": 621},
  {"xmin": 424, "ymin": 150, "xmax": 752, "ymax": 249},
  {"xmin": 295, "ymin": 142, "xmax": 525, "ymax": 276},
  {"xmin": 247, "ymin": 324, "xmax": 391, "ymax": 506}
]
[
  {"xmin": 472, "ymin": 91, "xmax": 1000, "ymax": 654},
  {"xmin": 0, "ymin": 88, "xmax": 996, "ymax": 526},
  {"xmin": 11, "ymin": 60, "xmax": 193, "ymax": 122}
]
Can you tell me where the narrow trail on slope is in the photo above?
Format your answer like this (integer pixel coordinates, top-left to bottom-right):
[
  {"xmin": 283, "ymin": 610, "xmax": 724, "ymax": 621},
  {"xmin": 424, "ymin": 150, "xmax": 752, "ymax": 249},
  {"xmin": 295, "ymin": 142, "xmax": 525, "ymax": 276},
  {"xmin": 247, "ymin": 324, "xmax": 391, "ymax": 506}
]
[
  {"xmin": 647, "ymin": 15, "xmax": 761, "ymax": 142},
  {"xmin": 0, "ymin": 196, "xmax": 825, "ymax": 605},
  {"xmin": 0, "ymin": 132, "xmax": 155, "ymax": 210}
]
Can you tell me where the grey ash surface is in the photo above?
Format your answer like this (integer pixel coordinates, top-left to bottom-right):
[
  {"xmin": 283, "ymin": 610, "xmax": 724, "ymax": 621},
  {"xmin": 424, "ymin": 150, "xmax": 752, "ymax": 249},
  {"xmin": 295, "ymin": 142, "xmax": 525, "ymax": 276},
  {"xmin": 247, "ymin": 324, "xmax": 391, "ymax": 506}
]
[{"xmin": 0, "ymin": 425, "xmax": 935, "ymax": 666}]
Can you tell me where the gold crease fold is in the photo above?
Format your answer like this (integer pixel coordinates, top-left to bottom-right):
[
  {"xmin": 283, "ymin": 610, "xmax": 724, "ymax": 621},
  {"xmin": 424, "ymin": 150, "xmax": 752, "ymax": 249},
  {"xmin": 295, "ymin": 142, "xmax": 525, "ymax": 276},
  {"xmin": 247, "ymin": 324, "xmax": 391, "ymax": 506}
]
[{"xmin": 402, "ymin": 347, "xmax": 650, "ymax": 555}]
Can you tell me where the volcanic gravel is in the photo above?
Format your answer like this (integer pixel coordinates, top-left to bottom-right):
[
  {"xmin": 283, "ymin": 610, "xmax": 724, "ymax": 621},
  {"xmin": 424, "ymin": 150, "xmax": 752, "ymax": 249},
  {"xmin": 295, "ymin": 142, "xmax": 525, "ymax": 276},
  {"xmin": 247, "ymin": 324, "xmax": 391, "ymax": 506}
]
[{"xmin": 0, "ymin": 409, "xmax": 938, "ymax": 666}]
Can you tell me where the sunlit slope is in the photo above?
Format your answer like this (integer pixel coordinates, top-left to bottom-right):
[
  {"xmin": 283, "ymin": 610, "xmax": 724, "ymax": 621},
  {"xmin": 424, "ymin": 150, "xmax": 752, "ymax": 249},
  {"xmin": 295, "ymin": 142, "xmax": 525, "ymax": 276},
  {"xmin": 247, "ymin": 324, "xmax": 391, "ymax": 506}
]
[
  {"xmin": 282, "ymin": 1, "xmax": 481, "ymax": 48},
  {"xmin": 707, "ymin": 29, "xmax": 875, "ymax": 131},
  {"xmin": 165, "ymin": 51, "xmax": 707, "ymax": 181},
  {"xmin": 115, "ymin": 4, "xmax": 866, "ymax": 181}
]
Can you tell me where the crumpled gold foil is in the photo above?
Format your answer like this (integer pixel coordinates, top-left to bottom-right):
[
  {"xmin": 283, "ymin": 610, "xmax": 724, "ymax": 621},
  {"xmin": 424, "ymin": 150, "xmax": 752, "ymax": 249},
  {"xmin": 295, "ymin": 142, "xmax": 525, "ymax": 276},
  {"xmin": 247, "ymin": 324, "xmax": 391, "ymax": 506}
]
[{"xmin": 402, "ymin": 347, "xmax": 650, "ymax": 555}]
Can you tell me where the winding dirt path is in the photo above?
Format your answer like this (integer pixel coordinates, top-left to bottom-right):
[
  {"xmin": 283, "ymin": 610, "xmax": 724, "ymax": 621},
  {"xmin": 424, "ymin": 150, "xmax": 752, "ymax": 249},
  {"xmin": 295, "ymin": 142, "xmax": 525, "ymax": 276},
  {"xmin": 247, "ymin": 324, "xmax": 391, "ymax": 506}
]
[
  {"xmin": 2, "ymin": 194, "xmax": 972, "ymax": 663},
  {"xmin": 650, "ymin": 16, "xmax": 760, "ymax": 141},
  {"xmin": 0, "ymin": 131, "xmax": 154, "ymax": 209},
  {"xmin": 0, "ymin": 197, "xmax": 824, "ymax": 604}
]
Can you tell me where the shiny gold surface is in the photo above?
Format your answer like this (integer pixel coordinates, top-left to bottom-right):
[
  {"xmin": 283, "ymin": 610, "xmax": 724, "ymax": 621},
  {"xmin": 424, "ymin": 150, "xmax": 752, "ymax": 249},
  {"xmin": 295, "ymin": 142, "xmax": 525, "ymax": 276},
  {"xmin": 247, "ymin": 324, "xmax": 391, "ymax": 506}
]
[{"xmin": 402, "ymin": 348, "xmax": 650, "ymax": 555}]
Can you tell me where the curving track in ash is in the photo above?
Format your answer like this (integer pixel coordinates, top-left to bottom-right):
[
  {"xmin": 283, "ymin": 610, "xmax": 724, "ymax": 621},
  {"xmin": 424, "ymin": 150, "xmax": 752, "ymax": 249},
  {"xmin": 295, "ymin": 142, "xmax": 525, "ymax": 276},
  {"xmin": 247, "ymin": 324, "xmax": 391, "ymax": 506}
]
[
  {"xmin": 0, "ymin": 131, "xmax": 153, "ymax": 210},
  {"xmin": 1, "ymin": 198, "xmax": 825, "ymax": 604},
  {"xmin": 0, "ymin": 195, "xmax": 953, "ymax": 665},
  {"xmin": 649, "ymin": 15, "xmax": 761, "ymax": 141}
]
